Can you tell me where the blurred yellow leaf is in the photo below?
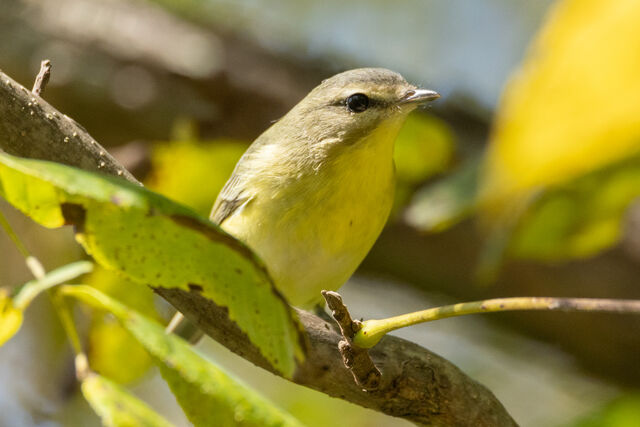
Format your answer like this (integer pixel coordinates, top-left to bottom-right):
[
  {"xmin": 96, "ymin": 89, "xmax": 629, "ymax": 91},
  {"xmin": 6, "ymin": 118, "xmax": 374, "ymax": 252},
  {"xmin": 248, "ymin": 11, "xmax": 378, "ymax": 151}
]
[
  {"xmin": 482, "ymin": 0, "xmax": 640, "ymax": 205},
  {"xmin": 479, "ymin": 0, "xmax": 640, "ymax": 264},
  {"xmin": 394, "ymin": 112, "xmax": 454, "ymax": 184},
  {"xmin": 511, "ymin": 153, "xmax": 640, "ymax": 260},
  {"xmin": 146, "ymin": 139, "xmax": 248, "ymax": 216},
  {"xmin": 574, "ymin": 393, "xmax": 640, "ymax": 427},
  {"xmin": 392, "ymin": 112, "xmax": 455, "ymax": 215},
  {"xmin": 89, "ymin": 316, "xmax": 154, "ymax": 384},
  {"xmin": 86, "ymin": 267, "xmax": 157, "ymax": 384},
  {"xmin": 0, "ymin": 288, "xmax": 22, "ymax": 346},
  {"xmin": 0, "ymin": 261, "xmax": 92, "ymax": 346}
]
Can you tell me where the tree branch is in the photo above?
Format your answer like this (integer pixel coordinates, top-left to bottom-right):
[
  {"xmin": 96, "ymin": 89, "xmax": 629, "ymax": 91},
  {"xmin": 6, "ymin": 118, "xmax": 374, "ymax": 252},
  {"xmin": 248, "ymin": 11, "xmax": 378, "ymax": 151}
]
[
  {"xmin": 0, "ymin": 66, "xmax": 517, "ymax": 426},
  {"xmin": 0, "ymin": 69, "xmax": 135, "ymax": 183},
  {"xmin": 157, "ymin": 288, "xmax": 516, "ymax": 427}
]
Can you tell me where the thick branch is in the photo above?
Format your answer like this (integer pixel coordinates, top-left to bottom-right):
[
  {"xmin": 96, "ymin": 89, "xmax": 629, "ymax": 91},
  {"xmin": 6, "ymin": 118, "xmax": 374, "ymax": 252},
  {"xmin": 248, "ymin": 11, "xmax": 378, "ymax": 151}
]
[
  {"xmin": 0, "ymin": 66, "xmax": 517, "ymax": 426},
  {"xmin": 157, "ymin": 288, "xmax": 516, "ymax": 426},
  {"xmin": 0, "ymin": 69, "xmax": 135, "ymax": 183}
]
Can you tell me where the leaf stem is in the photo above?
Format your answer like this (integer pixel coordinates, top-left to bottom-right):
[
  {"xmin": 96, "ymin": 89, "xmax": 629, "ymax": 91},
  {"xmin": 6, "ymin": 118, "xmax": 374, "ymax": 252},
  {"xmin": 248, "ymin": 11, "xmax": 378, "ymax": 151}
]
[
  {"xmin": 0, "ymin": 208, "xmax": 30, "ymax": 259},
  {"xmin": 0, "ymin": 208, "xmax": 48, "ymax": 279},
  {"xmin": 12, "ymin": 261, "xmax": 94, "ymax": 309},
  {"xmin": 50, "ymin": 290, "xmax": 91, "ymax": 379},
  {"xmin": 354, "ymin": 296, "xmax": 640, "ymax": 348},
  {"xmin": 50, "ymin": 291, "xmax": 84, "ymax": 356}
]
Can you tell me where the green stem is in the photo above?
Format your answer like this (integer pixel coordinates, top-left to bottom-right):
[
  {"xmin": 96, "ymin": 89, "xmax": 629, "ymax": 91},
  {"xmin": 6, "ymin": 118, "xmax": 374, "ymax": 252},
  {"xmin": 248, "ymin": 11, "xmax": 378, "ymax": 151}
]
[
  {"xmin": 354, "ymin": 296, "xmax": 640, "ymax": 348},
  {"xmin": 0, "ymin": 208, "xmax": 92, "ymax": 375},
  {"xmin": 0, "ymin": 208, "xmax": 46, "ymax": 279},
  {"xmin": 50, "ymin": 290, "xmax": 91, "ymax": 379},
  {"xmin": 50, "ymin": 291, "xmax": 84, "ymax": 355},
  {"xmin": 12, "ymin": 261, "xmax": 94, "ymax": 309},
  {"xmin": 0, "ymin": 208, "xmax": 30, "ymax": 258},
  {"xmin": 58, "ymin": 285, "xmax": 126, "ymax": 318}
]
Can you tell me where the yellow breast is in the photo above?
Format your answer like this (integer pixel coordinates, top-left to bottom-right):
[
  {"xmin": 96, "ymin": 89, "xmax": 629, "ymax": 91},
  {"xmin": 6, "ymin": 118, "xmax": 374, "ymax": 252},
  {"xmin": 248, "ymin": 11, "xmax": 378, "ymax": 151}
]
[{"xmin": 222, "ymin": 116, "xmax": 404, "ymax": 307}]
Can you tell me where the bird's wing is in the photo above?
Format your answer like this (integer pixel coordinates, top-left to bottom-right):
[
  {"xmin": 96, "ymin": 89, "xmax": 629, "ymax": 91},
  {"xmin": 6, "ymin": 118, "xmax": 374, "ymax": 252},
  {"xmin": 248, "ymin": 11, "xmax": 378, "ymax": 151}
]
[
  {"xmin": 210, "ymin": 133, "xmax": 274, "ymax": 225},
  {"xmin": 210, "ymin": 172, "xmax": 253, "ymax": 225}
]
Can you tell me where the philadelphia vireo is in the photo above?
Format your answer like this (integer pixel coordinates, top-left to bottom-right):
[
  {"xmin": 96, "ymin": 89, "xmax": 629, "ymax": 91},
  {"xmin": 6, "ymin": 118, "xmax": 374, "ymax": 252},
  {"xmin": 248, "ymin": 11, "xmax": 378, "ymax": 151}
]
[{"xmin": 168, "ymin": 68, "xmax": 439, "ymax": 337}]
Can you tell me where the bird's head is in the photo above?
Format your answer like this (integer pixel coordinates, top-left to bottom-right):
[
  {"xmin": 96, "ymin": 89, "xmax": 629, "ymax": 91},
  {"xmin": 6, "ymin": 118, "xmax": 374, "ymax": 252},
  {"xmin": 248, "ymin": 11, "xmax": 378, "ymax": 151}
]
[{"xmin": 283, "ymin": 68, "xmax": 439, "ymax": 148}]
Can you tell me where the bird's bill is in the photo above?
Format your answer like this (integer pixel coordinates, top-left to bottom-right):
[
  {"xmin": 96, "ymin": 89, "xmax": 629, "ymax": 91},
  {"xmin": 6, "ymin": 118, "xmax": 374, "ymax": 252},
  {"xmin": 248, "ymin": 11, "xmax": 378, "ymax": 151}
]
[{"xmin": 399, "ymin": 89, "xmax": 440, "ymax": 105}]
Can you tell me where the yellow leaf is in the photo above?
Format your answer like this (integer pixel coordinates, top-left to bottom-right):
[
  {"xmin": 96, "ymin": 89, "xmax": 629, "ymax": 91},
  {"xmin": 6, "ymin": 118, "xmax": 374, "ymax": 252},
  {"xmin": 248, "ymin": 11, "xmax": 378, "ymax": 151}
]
[
  {"xmin": 482, "ymin": 0, "xmax": 640, "ymax": 206},
  {"xmin": 0, "ymin": 262, "xmax": 92, "ymax": 347},
  {"xmin": 88, "ymin": 316, "xmax": 154, "ymax": 384},
  {"xmin": 394, "ymin": 113, "xmax": 454, "ymax": 184},
  {"xmin": 85, "ymin": 267, "xmax": 156, "ymax": 384},
  {"xmin": 0, "ymin": 289, "xmax": 22, "ymax": 346},
  {"xmin": 146, "ymin": 139, "xmax": 247, "ymax": 216}
]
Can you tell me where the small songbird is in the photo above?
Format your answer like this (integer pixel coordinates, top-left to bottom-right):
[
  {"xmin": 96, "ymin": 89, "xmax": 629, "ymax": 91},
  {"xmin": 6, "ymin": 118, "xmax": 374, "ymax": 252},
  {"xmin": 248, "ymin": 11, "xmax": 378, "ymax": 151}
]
[{"xmin": 168, "ymin": 68, "xmax": 438, "ymax": 338}]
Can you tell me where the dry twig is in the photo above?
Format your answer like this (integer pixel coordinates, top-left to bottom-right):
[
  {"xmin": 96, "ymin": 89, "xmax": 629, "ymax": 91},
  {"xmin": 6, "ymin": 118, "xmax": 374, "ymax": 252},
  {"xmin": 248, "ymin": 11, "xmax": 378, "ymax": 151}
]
[
  {"xmin": 322, "ymin": 290, "xmax": 381, "ymax": 390},
  {"xmin": 31, "ymin": 60, "xmax": 51, "ymax": 96}
]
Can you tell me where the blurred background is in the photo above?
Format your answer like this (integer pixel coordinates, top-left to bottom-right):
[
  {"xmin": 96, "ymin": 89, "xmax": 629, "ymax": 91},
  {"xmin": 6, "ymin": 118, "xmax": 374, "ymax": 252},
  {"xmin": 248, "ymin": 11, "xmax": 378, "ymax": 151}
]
[{"xmin": 1, "ymin": 0, "xmax": 640, "ymax": 425}]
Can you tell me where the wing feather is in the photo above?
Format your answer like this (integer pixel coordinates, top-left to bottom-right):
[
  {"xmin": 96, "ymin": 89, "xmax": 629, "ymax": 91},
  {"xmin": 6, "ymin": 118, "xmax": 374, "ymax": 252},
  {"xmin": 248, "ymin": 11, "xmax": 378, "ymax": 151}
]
[
  {"xmin": 209, "ymin": 134, "xmax": 273, "ymax": 225},
  {"xmin": 210, "ymin": 173, "xmax": 252, "ymax": 225}
]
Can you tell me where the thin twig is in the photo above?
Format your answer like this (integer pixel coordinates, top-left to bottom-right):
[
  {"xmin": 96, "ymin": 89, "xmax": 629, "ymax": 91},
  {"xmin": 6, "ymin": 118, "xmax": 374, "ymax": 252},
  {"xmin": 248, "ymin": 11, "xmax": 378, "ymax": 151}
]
[
  {"xmin": 322, "ymin": 290, "xmax": 381, "ymax": 390},
  {"xmin": 32, "ymin": 60, "xmax": 52, "ymax": 96},
  {"xmin": 356, "ymin": 296, "xmax": 640, "ymax": 348},
  {"xmin": 0, "ymin": 209, "xmax": 29, "ymax": 258},
  {"xmin": 0, "ymin": 209, "xmax": 46, "ymax": 279},
  {"xmin": 52, "ymin": 289, "xmax": 90, "ymax": 380},
  {"xmin": 51, "ymin": 291, "xmax": 84, "ymax": 355}
]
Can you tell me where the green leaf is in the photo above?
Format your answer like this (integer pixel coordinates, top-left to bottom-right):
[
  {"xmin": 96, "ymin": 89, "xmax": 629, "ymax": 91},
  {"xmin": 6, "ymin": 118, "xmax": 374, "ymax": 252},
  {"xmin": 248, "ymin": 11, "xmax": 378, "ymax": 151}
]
[
  {"xmin": 573, "ymin": 393, "xmax": 640, "ymax": 427},
  {"xmin": 0, "ymin": 151, "xmax": 304, "ymax": 377},
  {"xmin": 87, "ymin": 266, "xmax": 159, "ymax": 317},
  {"xmin": 0, "ymin": 261, "xmax": 93, "ymax": 346},
  {"xmin": 63, "ymin": 285, "xmax": 304, "ymax": 427},
  {"xmin": 511, "ymin": 152, "xmax": 640, "ymax": 260},
  {"xmin": 81, "ymin": 372, "xmax": 174, "ymax": 427}
]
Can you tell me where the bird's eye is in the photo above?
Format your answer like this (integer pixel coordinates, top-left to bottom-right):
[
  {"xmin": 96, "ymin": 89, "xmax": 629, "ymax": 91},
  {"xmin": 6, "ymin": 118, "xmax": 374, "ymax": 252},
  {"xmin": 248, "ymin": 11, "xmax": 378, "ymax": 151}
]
[{"xmin": 346, "ymin": 93, "xmax": 369, "ymax": 113}]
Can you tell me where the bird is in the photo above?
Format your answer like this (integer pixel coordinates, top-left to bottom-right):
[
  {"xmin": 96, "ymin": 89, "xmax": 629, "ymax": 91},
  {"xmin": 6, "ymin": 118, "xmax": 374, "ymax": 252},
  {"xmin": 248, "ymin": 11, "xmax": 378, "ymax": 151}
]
[{"xmin": 167, "ymin": 68, "xmax": 439, "ymax": 339}]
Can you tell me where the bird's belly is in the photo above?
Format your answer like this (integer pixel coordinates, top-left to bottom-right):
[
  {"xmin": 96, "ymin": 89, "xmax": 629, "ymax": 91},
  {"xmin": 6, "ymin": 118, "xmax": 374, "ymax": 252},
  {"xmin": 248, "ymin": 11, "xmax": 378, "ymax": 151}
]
[{"xmin": 222, "ymin": 163, "xmax": 395, "ymax": 307}]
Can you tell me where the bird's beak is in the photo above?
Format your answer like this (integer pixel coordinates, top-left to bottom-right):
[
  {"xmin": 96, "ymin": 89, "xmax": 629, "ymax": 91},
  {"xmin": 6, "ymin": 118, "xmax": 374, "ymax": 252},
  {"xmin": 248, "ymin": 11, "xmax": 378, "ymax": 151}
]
[{"xmin": 399, "ymin": 89, "xmax": 440, "ymax": 105}]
